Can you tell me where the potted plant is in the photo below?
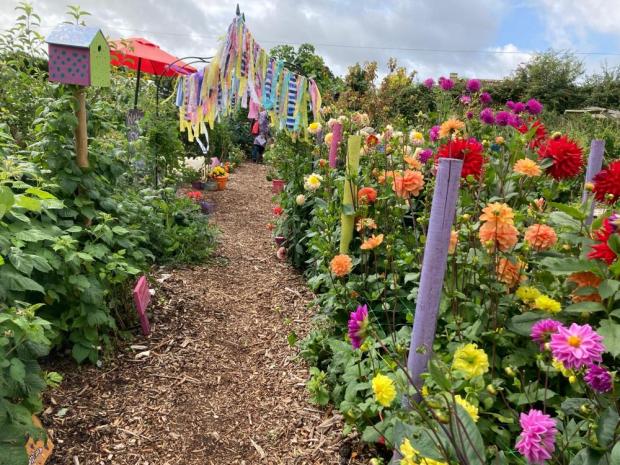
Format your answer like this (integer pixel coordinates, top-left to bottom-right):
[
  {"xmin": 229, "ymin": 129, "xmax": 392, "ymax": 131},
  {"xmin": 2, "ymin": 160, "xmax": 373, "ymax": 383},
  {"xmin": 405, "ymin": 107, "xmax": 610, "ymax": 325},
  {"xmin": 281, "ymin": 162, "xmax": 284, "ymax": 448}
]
[
  {"xmin": 272, "ymin": 178, "xmax": 285, "ymax": 194},
  {"xmin": 211, "ymin": 166, "xmax": 228, "ymax": 191}
]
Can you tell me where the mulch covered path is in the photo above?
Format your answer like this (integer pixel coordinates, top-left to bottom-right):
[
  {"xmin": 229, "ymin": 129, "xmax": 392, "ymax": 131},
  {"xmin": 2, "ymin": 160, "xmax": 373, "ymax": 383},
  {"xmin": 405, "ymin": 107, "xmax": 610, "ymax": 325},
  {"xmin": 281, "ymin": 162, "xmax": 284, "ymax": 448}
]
[{"xmin": 44, "ymin": 163, "xmax": 361, "ymax": 465}]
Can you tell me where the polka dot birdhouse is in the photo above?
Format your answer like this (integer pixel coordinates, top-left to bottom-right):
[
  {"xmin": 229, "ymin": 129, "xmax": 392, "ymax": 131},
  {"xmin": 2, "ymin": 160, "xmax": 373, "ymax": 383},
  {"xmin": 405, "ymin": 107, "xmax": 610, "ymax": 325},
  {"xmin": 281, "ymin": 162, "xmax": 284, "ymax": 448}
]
[{"xmin": 46, "ymin": 24, "xmax": 110, "ymax": 87}]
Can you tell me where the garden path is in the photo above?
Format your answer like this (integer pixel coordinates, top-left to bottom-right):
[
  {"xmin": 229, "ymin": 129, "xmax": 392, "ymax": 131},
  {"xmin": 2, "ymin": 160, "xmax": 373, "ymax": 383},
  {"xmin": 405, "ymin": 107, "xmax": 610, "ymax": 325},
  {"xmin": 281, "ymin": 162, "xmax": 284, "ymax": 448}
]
[{"xmin": 44, "ymin": 164, "xmax": 355, "ymax": 465}]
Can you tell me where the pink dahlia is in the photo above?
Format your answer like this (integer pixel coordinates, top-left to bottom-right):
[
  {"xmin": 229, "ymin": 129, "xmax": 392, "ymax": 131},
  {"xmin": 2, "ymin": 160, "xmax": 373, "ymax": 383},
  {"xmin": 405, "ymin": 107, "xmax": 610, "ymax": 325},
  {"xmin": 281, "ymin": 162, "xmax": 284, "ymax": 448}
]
[
  {"xmin": 479, "ymin": 91, "xmax": 492, "ymax": 106},
  {"xmin": 466, "ymin": 78, "xmax": 481, "ymax": 93},
  {"xmin": 429, "ymin": 125, "xmax": 440, "ymax": 142},
  {"xmin": 348, "ymin": 304, "xmax": 369, "ymax": 349},
  {"xmin": 419, "ymin": 149, "xmax": 433, "ymax": 163},
  {"xmin": 549, "ymin": 323, "xmax": 605, "ymax": 370},
  {"xmin": 584, "ymin": 364, "xmax": 613, "ymax": 393},
  {"xmin": 423, "ymin": 78, "xmax": 434, "ymax": 89},
  {"xmin": 515, "ymin": 409, "xmax": 557, "ymax": 465},
  {"xmin": 526, "ymin": 98, "xmax": 543, "ymax": 115},
  {"xmin": 531, "ymin": 319, "xmax": 564, "ymax": 350},
  {"xmin": 480, "ymin": 108, "xmax": 495, "ymax": 125},
  {"xmin": 438, "ymin": 76, "xmax": 454, "ymax": 91}
]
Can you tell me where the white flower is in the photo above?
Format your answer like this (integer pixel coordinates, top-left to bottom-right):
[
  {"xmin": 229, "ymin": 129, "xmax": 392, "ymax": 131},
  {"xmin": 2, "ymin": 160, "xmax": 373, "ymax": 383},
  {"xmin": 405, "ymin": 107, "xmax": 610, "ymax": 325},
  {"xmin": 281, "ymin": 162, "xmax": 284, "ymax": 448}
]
[
  {"xmin": 296, "ymin": 194, "xmax": 306, "ymax": 206},
  {"xmin": 409, "ymin": 130, "xmax": 425, "ymax": 146},
  {"xmin": 304, "ymin": 173, "xmax": 323, "ymax": 191}
]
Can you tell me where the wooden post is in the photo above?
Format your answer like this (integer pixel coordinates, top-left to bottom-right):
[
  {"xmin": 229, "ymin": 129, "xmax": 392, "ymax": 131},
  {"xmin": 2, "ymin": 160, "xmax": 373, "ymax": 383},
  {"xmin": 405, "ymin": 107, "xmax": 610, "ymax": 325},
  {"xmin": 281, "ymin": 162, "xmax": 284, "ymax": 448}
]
[
  {"xmin": 339, "ymin": 135, "xmax": 361, "ymax": 254},
  {"xmin": 406, "ymin": 158, "xmax": 463, "ymax": 393},
  {"xmin": 582, "ymin": 139, "xmax": 605, "ymax": 226},
  {"xmin": 74, "ymin": 87, "xmax": 88, "ymax": 169},
  {"xmin": 329, "ymin": 122, "xmax": 343, "ymax": 168}
]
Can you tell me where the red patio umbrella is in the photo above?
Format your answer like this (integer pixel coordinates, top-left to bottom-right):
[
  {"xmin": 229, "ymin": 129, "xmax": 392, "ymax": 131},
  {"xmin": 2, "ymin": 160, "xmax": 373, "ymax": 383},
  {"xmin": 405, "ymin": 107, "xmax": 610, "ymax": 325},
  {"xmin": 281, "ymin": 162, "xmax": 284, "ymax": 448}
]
[{"xmin": 110, "ymin": 37, "xmax": 196, "ymax": 108}]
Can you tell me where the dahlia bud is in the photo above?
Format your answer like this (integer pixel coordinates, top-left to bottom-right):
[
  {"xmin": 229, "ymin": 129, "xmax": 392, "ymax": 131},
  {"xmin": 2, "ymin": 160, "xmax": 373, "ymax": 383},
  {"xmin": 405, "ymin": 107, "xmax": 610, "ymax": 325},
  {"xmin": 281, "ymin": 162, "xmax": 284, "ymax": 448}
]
[
  {"xmin": 562, "ymin": 244, "xmax": 571, "ymax": 251},
  {"xmin": 436, "ymin": 412, "xmax": 450, "ymax": 424},
  {"xmin": 606, "ymin": 193, "xmax": 615, "ymax": 201},
  {"xmin": 495, "ymin": 136, "xmax": 505, "ymax": 145},
  {"xmin": 544, "ymin": 342, "xmax": 551, "ymax": 351},
  {"xmin": 482, "ymin": 139, "xmax": 490, "ymax": 147},
  {"xmin": 296, "ymin": 194, "xmax": 306, "ymax": 206},
  {"xmin": 504, "ymin": 367, "xmax": 516, "ymax": 377},
  {"xmin": 584, "ymin": 182, "xmax": 594, "ymax": 191},
  {"xmin": 551, "ymin": 131, "xmax": 562, "ymax": 139},
  {"xmin": 486, "ymin": 384, "xmax": 497, "ymax": 395},
  {"xmin": 579, "ymin": 404, "xmax": 590, "ymax": 414},
  {"xmin": 569, "ymin": 375, "xmax": 577, "ymax": 384},
  {"xmin": 462, "ymin": 213, "xmax": 471, "ymax": 221}
]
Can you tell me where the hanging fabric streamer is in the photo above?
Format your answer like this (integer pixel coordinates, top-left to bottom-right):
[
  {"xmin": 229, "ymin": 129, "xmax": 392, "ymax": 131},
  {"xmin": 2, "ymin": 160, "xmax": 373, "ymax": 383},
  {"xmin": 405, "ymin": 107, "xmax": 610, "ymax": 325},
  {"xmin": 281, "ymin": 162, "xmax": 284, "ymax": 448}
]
[{"xmin": 175, "ymin": 13, "xmax": 322, "ymax": 141}]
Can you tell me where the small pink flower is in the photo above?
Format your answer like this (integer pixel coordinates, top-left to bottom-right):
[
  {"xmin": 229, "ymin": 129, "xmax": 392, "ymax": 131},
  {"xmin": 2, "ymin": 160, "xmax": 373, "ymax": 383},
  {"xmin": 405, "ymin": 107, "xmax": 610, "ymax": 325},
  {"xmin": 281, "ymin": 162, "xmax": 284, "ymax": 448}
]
[
  {"xmin": 549, "ymin": 323, "xmax": 605, "ymax": 370},
  {"xmin": 531, "ymin": 319, "xmax": 563, "ymax": 350},
  {"xmin": 276, "ymin": 246, "xmax": 286, "ymax": 260},
  {"xmin": 515, "ymin": 409, "xmax": 557, "ymax": 464},
  {"xmin": 348, "ymin": 304, "xmax": 369, "ymax": 349},
  {"xmin": 584, "ymin": 364, "xmax": 613, "ymax": 393}
]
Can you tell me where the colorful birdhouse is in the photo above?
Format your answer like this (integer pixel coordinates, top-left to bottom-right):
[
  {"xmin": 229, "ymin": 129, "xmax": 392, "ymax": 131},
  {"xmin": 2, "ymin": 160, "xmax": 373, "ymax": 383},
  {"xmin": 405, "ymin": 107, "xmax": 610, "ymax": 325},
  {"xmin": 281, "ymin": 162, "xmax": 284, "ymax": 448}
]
[{"xmin": 46, "ymin": 24, "xmax": 110, "ymax": 87}]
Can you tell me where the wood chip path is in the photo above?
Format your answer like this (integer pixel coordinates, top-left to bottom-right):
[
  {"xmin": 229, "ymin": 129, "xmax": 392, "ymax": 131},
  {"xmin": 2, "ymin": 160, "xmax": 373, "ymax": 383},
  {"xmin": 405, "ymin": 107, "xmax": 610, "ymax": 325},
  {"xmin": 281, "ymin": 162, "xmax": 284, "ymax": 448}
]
[{"xmin": 44, "ymin": 163, "xmax": 362, "ymax": 465}]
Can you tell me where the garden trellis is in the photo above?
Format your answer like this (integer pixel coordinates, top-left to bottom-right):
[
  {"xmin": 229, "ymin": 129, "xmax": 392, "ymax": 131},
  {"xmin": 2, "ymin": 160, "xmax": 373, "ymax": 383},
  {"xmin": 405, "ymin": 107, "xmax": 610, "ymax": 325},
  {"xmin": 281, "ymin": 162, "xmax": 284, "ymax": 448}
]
[{"xmin": 174, "ymin": 11, "xmax": 322, "ymax": 142}]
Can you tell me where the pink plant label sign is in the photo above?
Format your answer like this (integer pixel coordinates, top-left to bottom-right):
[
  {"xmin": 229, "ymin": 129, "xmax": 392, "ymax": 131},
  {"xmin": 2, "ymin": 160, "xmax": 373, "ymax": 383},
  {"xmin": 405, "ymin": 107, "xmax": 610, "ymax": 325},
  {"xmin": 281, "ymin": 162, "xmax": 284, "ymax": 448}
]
[{"xmin": 133, "ymin": 276, "xmax": 151, "ymax": 335}]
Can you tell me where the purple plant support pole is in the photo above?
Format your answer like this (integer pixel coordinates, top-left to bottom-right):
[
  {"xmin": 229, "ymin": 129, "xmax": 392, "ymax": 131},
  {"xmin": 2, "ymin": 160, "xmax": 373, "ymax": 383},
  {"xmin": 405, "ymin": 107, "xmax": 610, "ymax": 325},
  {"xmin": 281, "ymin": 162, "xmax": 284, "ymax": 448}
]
[
  {"xmin": 582, "ymin": 139, "xmax": 605, "ymax": 226},
  {"xmin": 329, "ymin": 123, "xmax": 343, "ymax": 168},
  {"xmin": 406, "ymin": 158, "xmax": 463, "ymax": 392}
]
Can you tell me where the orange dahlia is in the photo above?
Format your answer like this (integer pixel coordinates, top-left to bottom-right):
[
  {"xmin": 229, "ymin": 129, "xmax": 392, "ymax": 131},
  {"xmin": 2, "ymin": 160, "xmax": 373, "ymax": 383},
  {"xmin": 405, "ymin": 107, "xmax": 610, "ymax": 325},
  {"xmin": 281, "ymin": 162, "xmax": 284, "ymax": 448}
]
[
  {"xmin": 360, "ymin": 234, "xmax": 384, "ymax": 250},
  {"xmin": 524, "ymin": 224, "xmax": 558, "ymax": 251},
  {"xmin": 392, "ymin": 170, "xmax": 425, "ymax": 198},
  {"xmin": 358, "ymin": 187, "xmax": 378, "ymax": 204},
  {"xmin": 567, "ymin": 272, "xmax": 602, "ymax": 303},
  {"xmin": 404, "ymin": 155, "xmax": 423, "ymax": 170},
  {"xmin": 496, "ymin": 258, "xmax": 525, "ymax": 288},
  {"xmin": 438, "ymin": 119, "xmax": 465, "ymax": 139},
  {"xmin": 479, "ymin": 222, "xmax": 519, "ymax": 251},
  {"xmin": 330, "ymin": 254, "xmax": 352, "ymax": 277},
  {"xmin": 356, "ymin": 218, "xmax": 377, "ymax": 232},
  {"xmin": 513, "ymin": 159, "xmax": 542, "ymax": 177},
  {"xmin": 480, "ymin": 202, "xmax": 515, "ymax": 226}
]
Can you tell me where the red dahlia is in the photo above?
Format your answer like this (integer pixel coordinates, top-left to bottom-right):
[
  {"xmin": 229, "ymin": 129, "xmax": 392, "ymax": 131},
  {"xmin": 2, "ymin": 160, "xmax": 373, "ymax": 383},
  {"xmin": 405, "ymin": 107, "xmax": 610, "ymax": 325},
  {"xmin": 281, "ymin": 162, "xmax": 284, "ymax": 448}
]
[
  {"xmin": 538, "ymin": 135, "xmax": 584, "ymax": 180},
  {"xmin": 593, "ymin": 160, "xmax": 620, "ymax": 203},
  {"xmin": 588, "ymin": 218, "xmax": 617, "ymax": 264},
  {"xmin": 436, "ymin": 137, "xmax": 485, "ymax": 179},
  {"xmin": 518, "ymin": 120, "xmax": 547, "ymax": 149}
]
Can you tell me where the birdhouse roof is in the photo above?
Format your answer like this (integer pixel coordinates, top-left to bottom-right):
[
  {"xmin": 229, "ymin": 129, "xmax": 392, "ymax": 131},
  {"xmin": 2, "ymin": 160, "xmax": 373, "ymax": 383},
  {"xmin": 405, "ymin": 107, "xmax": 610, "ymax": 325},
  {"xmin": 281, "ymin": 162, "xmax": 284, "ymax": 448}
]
[{"xmin": 46, "ymin": 24, "xmax": 103, "ymax": 48}]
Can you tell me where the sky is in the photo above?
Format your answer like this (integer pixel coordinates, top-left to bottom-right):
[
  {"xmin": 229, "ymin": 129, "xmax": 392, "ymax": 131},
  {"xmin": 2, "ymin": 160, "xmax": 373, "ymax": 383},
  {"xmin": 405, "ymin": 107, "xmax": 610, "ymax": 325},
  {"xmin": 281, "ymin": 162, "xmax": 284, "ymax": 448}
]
[{"xmin": 1, "ymin": 0, "xmax": 620, "ymax": 81}]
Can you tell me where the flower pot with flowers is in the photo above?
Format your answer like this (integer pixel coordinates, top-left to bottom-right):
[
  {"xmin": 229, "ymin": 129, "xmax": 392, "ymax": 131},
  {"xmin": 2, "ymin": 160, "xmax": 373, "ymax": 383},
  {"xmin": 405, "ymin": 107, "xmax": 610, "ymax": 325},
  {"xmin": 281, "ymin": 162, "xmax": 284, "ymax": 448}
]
[{"xmin": 211, "ymin": 166, "xmax": 229, "ymax": 191}]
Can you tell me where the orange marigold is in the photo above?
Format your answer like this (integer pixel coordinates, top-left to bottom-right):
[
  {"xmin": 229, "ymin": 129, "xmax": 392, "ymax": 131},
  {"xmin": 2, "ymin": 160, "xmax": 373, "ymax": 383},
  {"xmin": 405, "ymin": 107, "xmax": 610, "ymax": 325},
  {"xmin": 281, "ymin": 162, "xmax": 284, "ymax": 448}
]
[
  {"xmin": 480, "ymin": 202, "xmax": 515, "ymax": 226},
  {"xmin": 567, "ymin": 272, "xmax": 603, "ymax": 303},
  {"xmin": 524, "ymin": 224, "xmax": 558, "ymax": 251},
  {"xmin": 361, "ymin": 234, "xmax": 384, "ymax": 250},
  {"xmin": 496, "ymin": 257, "xmax": 525, "ymax": 288},
  {"xmin": 513, "ymin": 158, "xmax": 542, "ymax": 177},
  {"xmin": 330, "ymin": 254, "xmax": 352, "ymax": 277},
  {"xmin": 479, "ymin": 222, "xmax": 519, "ymax": 251},
  {"xmin": 449, "ymin": 230, "xmax": 458, "ymax": 254},
  {"xmin": 438, "ymin": 119, "xmax": 465, "ymax": 139},
  {"xmin": 393, "ymin": 170, "xmax": 425, "ymax": 198}
]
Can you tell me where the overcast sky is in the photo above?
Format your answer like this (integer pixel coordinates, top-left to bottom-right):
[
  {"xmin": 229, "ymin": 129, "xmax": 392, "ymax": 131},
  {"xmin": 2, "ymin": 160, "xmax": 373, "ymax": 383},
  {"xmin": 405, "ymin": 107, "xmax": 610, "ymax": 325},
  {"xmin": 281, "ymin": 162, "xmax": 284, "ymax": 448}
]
[{"xmin": 2, "ymin": 0, "xmax": 620, "ymax": 81}]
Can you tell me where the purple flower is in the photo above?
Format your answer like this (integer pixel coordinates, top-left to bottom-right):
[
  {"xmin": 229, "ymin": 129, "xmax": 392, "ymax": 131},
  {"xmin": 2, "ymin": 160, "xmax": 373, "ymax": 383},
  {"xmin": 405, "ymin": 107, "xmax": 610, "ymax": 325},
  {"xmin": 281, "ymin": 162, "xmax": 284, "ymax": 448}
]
[
  {"xmin": 513, "ymin": 102, "xmax": 526, "ymax": 114},
  {"xmin": 429, "ymin": 125, "xmax": 440, "ymax": 142},
  {"xmin": 515, "ymin": 409, "xmax": 557, "ymax": 465},
  {"xmin": 480, "ymin": 108, "xmax": 495, "ymax": 125},
  {"xmin": 348, "ymin": 304, "xmax": 369, "ymax": 349},
  {"xmin": 419, "ymin": 148, "xmax": 433, "ymax": 163},
  {"xmin": 438, "ymin": 76, "xmax": 454, "ymax": 91},
  {"xmin": 508, "ymin": 113, "xmax": 523, "ymax": 128},
  {"xmin": 466, "ymin": 111, "xmax": 474, "ymax": 119},
  {"xmin": 479, "ymin": 92, "xmax": 492, "ymax": 106},
  {"xmin": 466, "ymin": 79, "xmax": 481, "ymax": 93},
  {"xmin": 584, "ymin": 364, "xmax": 613, "ymax": 393},
  {"xmin": 506, "ymin": 100, "xmax": 516, "ymax": 110},
  {"xmin": 423, "ymin": 78, "xmax": 434, "ymax": 89},
  {"xmin": 495, "ymin": 110, "xmax": 511, "ymax": 126},
  {"xmin": 531, "ymin": 319, "xmax": 563, "ymax": 350},
  {"xmin": 526, "ymin": 98, "xmax": 543, "ymax": 115},
  {"xmin": 550, "ymin": 323, "xmax": 605, "ymax": 370},
  {"xmin": 460, "ymin": 95, "xmax": 471, "ymax": 105}
]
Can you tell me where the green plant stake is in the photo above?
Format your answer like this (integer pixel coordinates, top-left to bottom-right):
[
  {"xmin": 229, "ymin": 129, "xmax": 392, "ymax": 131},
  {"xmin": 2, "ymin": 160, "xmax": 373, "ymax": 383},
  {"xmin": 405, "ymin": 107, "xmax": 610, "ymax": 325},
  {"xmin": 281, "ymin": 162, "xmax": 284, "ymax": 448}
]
[{"xmin": 339, "ymin": 135, "xmax": 361, "ymax": 253}]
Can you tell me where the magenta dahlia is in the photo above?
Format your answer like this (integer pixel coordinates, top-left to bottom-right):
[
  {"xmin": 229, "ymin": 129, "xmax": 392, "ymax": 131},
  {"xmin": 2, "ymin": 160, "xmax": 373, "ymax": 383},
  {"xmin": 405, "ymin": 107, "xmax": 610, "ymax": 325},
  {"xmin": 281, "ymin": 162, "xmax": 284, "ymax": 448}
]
[
  {"xmin": 584, "ymin": 364, "xmax": 613, "ymax": 393},
  {"xmin": 549, "ymin": 323, "xmax": 605, "ymax": 370},
  {"xmin": 515, "ymin": 409, "xmax": 557, "ymax": 465},
  {"xmin": 531, "ymin": 319, "xmax": 564, "ymax": 350},
  {"xmin": 348, "ymin": 304, "xmax": 369, "ymax": 349}
]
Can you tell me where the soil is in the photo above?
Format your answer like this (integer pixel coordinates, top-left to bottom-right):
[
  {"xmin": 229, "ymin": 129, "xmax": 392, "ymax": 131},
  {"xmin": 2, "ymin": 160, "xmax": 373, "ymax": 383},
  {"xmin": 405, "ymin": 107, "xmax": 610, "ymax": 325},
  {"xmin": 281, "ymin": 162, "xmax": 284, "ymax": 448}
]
[{"xmin": 42, "ymin": 163, "xmax": 363, "ymax": 465}]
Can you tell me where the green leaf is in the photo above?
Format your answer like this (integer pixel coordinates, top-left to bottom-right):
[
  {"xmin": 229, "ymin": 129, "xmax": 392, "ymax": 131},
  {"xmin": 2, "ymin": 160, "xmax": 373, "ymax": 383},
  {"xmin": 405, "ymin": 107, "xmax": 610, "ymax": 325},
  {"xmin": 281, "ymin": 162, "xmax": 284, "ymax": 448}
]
[
  {"xmin": 611, "ymin": 441, "xmax": 620, "ymax": 465},
  {"xmin": 564, "ymin": 302, "xmax": 605, "ymax": 314},
  {"xmin": 507, "ymin": 312, "xmax": 547, "ymax": 336},
  {"xmin": 14, "ymin": 195, "xmax": 41, "ymax": 212},
  {"xmin": 429, "ymin": 359, "xmax": 451, "ymax": 391},
  {"xmin": 598, "ymin": 319, "xmax": 620, "ymax": 357},
  {"xmin": 71, "ymin": 343, "xmax": 92, "ymax": 363},
  {"xmin": 9, "ymin": 358, "xmax": 25, "ymax": 383},
  {"xmin": 597, "ymin": 406, "xmax": 620, "ymax": 447},
  {"xmin": 549, "ymin": 211, "xmax": 581, "ymax": 229},
  {"xmin": 599, "ymin": 280, "xmax": 620, "ymax": 299},
  {"xmin": 0, "ymin": 185, "xmax": 15, "ymax": 219},
  {"xmin": 539, "ymin": 257, "xmax": 597, "ymax": 275},
  {"xmin": 549, "ymin": 202, "xmax": 586, "ymax": 221},
  {"xmin": 451, "ymin": 403, "xmax": 486, "ymax": 465},
  {"xmin": 25, "ymin": 187, "xmax": 56, "ymax": 199},
  {"xmin": 0, "ymin": 267, "xmax": 44, "ymax": 293}
]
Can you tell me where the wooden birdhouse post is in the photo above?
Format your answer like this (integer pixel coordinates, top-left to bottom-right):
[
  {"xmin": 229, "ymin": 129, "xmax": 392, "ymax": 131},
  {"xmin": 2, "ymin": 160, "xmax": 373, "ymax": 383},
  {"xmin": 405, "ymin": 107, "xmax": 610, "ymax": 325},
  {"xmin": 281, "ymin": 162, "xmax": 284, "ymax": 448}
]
[{"xmin": 46, "ymin": 24, "xmax": 110, "ymax": 169}]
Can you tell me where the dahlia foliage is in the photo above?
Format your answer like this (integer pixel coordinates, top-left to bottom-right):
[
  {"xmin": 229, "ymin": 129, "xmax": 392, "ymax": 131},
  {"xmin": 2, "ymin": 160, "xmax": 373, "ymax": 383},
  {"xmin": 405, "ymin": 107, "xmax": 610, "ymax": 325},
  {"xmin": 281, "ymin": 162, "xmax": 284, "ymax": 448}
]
[{"xmin": 266, "ymin": 77, "xmax": 620, "ymax": 465}]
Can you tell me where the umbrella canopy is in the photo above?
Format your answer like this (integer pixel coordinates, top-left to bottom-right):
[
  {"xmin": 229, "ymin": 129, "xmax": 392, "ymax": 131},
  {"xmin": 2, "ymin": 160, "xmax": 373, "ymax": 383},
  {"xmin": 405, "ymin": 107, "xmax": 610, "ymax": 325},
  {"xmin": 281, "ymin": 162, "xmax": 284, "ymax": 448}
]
[
  {"xmin": 110, "ymin": 37, "xmax": 196, "ymax": 76},
  {"xmin": 110, "ymin": 37, "xmax": 196, "ymax": 108}
]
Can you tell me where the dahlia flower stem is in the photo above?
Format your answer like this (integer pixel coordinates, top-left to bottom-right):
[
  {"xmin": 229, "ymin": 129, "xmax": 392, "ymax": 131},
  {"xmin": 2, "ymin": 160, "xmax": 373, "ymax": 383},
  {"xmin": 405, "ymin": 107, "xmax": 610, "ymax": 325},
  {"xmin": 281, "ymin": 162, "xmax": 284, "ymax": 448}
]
[
  {"xmin": 406, "ymin": 158, "xmax": 463, "ymax": 393},
  {"xmin": 339, "ymin": 135, "xmax": 361, "ymax": 253},
  {"xmin": 328, "ymin": 122, "xmax": 342, "ymax": 168},
  {"xmin": 582, "ymin": 139, "xmax": 605, "ymax": 226}
]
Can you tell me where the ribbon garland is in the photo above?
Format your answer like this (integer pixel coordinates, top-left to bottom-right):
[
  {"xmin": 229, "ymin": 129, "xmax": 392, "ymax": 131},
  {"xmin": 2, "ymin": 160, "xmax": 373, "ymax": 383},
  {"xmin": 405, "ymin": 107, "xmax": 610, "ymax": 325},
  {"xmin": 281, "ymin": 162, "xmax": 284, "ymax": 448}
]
[{"xmin": 176, "ymin": 14, "xmax": 322, "ymax": 141}]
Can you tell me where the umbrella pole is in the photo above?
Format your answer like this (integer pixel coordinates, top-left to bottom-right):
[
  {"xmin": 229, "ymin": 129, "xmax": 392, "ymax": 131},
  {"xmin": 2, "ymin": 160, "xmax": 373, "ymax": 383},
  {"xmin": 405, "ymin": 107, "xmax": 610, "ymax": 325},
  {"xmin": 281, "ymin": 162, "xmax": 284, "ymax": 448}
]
[{"xmin": 134, "ymin": 57, "xmax": 142, "ymax": 109}]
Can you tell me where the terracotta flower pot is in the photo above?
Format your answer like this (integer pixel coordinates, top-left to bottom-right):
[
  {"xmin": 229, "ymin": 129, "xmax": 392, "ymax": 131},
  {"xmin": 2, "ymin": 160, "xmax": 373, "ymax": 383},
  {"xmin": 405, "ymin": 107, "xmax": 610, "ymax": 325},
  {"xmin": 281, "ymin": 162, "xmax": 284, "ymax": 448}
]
[
  {"xmin": 272, "ymin": 179, "xmax": 285, "ymax": 194},
  {"xmin": 215, "ymin": 176, "xmax": 228, "ymax": 191}
]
